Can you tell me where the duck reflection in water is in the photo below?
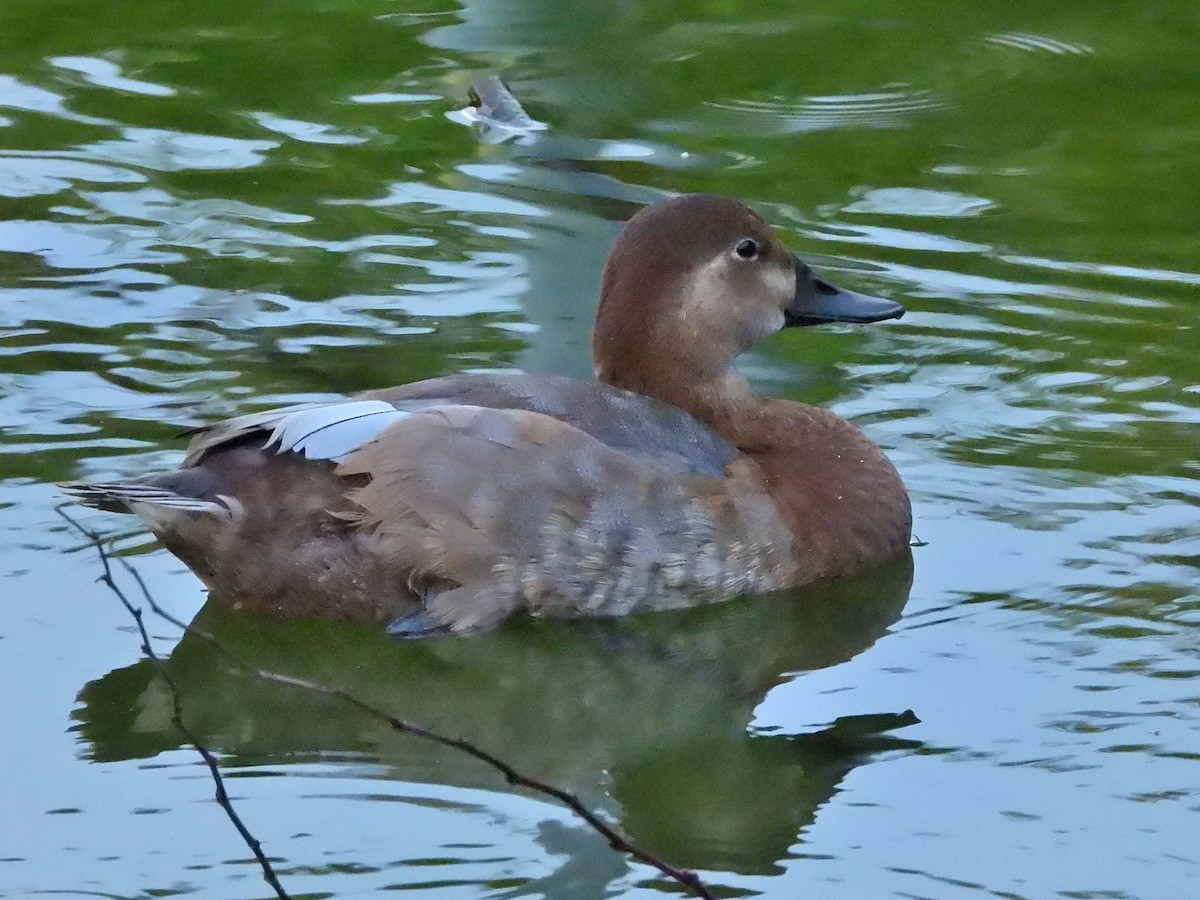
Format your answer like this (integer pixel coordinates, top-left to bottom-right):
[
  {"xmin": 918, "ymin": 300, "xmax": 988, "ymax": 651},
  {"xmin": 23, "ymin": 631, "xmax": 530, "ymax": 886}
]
[{"xmin": 74, "ymin": 554, "xmax": 917, "ymax": 882}]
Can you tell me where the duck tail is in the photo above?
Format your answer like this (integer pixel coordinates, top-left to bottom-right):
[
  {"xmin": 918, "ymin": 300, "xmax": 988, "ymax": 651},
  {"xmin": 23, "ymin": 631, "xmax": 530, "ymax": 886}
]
[{"xmin": 59, "ymin": 479, "xmax": 223, "ymax": 516}]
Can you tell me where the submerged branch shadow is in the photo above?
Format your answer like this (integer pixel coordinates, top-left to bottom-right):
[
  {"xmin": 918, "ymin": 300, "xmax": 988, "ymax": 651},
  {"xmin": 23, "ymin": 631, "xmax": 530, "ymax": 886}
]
[
  {"xmin": 56, "ymin": 504, "xmax": 292, "ymax": 900},
  {"xmin": 59, "ymin": 504, "xmax": 723, "ymax": 900},
  {"xmin": 62, "ymin": 505, "xmax": 921, "ymax": 895}
]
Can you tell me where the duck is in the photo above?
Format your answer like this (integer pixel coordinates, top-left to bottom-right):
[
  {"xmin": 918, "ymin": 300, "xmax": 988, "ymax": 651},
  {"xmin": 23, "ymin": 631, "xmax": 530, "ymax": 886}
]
[{"xmin": 62, "ymin": 194, "xmax": 911, "ymax": 636}]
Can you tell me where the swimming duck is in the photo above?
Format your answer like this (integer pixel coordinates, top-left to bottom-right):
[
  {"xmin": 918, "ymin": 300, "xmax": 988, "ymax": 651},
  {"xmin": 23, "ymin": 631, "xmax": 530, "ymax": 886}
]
[{"xmin": 63, "ymin": 194, "xmax": 911, "ymax": 636}]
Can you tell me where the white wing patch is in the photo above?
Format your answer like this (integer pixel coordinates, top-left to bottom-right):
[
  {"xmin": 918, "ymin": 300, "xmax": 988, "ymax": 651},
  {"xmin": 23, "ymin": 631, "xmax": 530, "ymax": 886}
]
[{"xmin": 262, "ymin": 400, "xmax": 411, "ymax": 461}]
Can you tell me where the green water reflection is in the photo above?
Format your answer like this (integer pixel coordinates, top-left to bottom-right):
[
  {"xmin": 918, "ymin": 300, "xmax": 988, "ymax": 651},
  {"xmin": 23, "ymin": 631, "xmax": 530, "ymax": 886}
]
[{"xmin": 75, "ymin": 558, "xmax": 915, "ymax": 876}]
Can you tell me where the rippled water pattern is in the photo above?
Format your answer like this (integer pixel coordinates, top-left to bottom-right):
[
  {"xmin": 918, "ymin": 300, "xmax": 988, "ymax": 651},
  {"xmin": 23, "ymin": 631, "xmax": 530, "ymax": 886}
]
[
  {"xmin": 2, "ymin": 1, "xmax": 1198, "ymax": 898},
  {"xmin": 704, "ymin": 86, "xmax": 943, "ymax": 133}
]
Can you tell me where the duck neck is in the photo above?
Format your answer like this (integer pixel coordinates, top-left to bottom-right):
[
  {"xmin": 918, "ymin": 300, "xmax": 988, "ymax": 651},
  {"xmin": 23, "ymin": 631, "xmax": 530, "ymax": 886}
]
[
  {"xmin": 673, "ymin": 368, "xmax": 765, "ymax": 434},
  {"xmin": 604, "ymin": 360, "xmax": 769, "ymax": 441},
  {"xmin": 651, "ymin": 366, "xmax": 845, "ymax": 459}
]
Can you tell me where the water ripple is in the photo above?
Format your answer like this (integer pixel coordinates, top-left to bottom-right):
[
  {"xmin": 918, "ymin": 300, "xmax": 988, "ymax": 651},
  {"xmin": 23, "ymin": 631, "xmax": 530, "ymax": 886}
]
[
  {"xmin": 248, "ymin": 111, "xmax": 372, "ymax": 146},
  {"xmin": 704, "ymin": 85, "xmax": 942, "ymax": 133},
  {"xmin": 0, "ymin": 74, "xmax": 111, "ymax": 125},
  {"xmin": 81, "ymin": 127, "xmax": 277, "ymax": 172},
  {"xmin": 985, "ymin": 32, "xmax": 1095, "ymax": 56},
  {"xmin": 0, "ymin": 153, "xmax": 146, "ymax": 198},
  {"xmin": 49, "ymin": 56, "xmax": 177, "ymax": 98},
  {"xmin": 842, "ymin": 187, "xmax": 995, "ymax": 218}
]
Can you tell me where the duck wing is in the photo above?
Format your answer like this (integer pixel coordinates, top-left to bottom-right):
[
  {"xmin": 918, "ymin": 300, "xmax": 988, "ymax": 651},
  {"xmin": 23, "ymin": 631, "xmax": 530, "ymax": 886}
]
[{"xmin": 181, "ymin": 373, "xmax": 737, "ymax": 477}]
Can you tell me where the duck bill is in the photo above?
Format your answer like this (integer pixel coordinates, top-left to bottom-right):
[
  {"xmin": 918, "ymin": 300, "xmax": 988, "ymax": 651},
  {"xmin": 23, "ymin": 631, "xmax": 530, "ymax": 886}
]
[{"xmin": 785, "ymin": 253, "xmax": 904, "ymax": 327}]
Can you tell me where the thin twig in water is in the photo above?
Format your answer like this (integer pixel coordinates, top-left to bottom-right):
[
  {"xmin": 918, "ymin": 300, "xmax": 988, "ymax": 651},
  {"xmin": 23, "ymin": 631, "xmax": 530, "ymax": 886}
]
[
  {"xmin": 256, "ymin": 670, "xmax": 718, "ymax": 899},
  {"xmin": 58, "ymin": 505, "xmax": 718, "ymax": 900},
  {"xmin": 56, "ymin": 505, "xmax": 291, "ymax": 900}
]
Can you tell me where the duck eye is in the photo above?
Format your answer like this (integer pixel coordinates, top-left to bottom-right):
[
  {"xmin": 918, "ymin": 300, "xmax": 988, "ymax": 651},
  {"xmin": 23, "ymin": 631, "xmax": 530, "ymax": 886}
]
[{"xmin": 734, "ymin": 238, "xmax": 761, "ymax": 260}]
